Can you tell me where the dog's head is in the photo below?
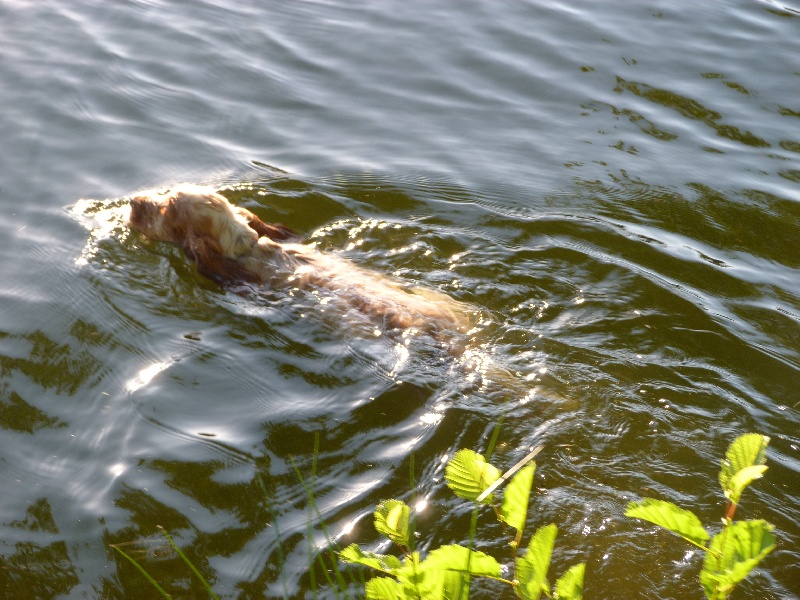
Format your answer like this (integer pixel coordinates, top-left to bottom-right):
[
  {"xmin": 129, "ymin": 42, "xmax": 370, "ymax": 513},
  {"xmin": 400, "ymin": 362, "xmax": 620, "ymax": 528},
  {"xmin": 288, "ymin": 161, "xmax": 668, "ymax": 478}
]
[{"xmin": 129, "ymin": 185, "xmax": 257, "ymax": 258}]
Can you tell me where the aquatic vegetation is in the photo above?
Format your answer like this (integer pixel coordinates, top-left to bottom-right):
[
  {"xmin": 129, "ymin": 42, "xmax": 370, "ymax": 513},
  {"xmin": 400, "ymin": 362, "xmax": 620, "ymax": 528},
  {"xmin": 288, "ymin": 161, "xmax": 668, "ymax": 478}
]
[
  {"xmin": 111, "ymin": 526, "xmax": 219, "ymax": 600},
  {"xmin": 340, "ymin": 446, "xmax": 586, "ymax": 600},
  {"xmin": 113, "ymin": 433, "xmax": 773, "ymax": 599},
  {"xmin": 343, "ymin": 433, "xmax": 773, "ymax": 599},
  {"xmin": 626, "ymin": 433, "xmax": 774, "ymax": 600}
]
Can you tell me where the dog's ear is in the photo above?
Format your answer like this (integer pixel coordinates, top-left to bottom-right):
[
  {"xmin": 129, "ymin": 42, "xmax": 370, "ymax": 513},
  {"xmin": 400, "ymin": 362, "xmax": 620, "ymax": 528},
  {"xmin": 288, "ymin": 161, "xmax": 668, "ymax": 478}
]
[
  {"xmin": 243, "ymin": 212, "xmax": 298, "ymax": 242},
  {"xmin": 182, "ymin": 236, "xmax": 262, "ymax": 286},
  {"xmin": 160, "ymin": 196, "xmax": 191, "ymax": 243}
]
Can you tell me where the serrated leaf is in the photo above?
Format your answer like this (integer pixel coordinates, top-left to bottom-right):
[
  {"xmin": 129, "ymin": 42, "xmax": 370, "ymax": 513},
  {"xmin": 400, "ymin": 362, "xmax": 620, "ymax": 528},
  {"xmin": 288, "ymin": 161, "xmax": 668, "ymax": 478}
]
[
  {"xmin": 723, "ymin": 464, "xmax": 768, "ymax": 506},
  {"xmin": 501, "ymin": 463, "xmax": 536, "ymax": 532},
  {"xmin": 394, "ymin": 551, "xmax": 421, "ymax": 591},
  {"xmin": 700, "ymin": 519, "xmax": 775, "ymax": 599},
  {"xmin": 719, "ymin": 434, "xmax": 769, "ymax": 492},
  {"xmin": 554, "ymin": 562, "xmax": 585, "ymax": 600},
  {"xmin": 395, "ymin": 552, "xmax": 439, "ymax": 599},
  {"xmin": 383, "ymin": 545, "xmax": 500, "ymax": 600},
  {"xmin": 424, "ymin": 544, "xmax": 502, "ymax": 578},
  {"xmin": 339, "ymin": 543, "xmax": 402, "ymax": 575},
  {"xmin": 400, "ymin": 554, "xmax": 471, "ymax": 600},
  {"xmin": 374, "ymin": 499, "xmax": 411, "ymax": 547},
  {"xmin": 365, "ymin": 576, "xmax": 405, "ymax": 600},
  {"xmin": 626, "ymin": 498, "xmax": 709, "ymax": 548},
  {"xmin": 516, "ymin": 523, "xmax": 557, "ymax": 600},
  {"xmin": 445, "ymin": 449, "xmax": 501, "ymax": 504},
  {"xmin": 438, "ymin": 570, "xmax": 471, "ymax": 600}
]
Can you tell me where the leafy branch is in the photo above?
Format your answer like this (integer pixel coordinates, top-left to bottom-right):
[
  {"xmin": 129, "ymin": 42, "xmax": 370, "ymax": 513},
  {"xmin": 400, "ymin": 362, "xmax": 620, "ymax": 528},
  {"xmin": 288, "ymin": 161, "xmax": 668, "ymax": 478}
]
[
  {"xmin": 340, "ymin": 446, "xmax": 585, "ymax": 600},
  {"xmin": 626, "ymin": 433, "xmax": 775, "ymax": 600}
]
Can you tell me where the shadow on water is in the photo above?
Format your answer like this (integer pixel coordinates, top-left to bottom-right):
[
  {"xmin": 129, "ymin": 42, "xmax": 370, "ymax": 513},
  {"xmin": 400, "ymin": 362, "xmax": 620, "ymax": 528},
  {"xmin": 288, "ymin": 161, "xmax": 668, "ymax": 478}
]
[
  {"xmin": 11, "ymin": 169, "xmax": 786, "ymax": 598},
  {"xmin": 1, "ymin": 0, "xmax": 799, "ymax": 595}
]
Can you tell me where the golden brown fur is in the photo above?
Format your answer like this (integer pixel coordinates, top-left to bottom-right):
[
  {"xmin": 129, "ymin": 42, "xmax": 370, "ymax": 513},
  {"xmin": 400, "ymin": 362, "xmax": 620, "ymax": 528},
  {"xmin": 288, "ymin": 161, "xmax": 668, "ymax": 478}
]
[{"xmin": 129, "ymin": 185, "xmax": 473, "ymax": 335}]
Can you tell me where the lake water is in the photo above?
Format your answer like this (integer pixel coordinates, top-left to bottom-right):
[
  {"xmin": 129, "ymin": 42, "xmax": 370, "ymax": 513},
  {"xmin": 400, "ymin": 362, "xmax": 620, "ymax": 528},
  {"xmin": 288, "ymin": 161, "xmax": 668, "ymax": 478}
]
[{"xmin": 1, "ymin": 1, "xmax": 798, "ymax": 598}]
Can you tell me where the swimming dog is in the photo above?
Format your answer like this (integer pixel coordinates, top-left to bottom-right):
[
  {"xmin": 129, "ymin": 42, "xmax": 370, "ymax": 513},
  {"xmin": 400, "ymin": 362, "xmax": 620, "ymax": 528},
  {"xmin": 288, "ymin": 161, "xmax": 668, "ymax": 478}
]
[{"xmin": 128, "ymin": 185, "xmax": 472, "ymax": 336}]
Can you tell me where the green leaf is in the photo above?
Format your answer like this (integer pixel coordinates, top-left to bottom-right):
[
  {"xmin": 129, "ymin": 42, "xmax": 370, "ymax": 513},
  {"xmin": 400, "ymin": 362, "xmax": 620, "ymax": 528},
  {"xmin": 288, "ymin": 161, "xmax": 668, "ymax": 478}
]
[
  {"xmin": 365, "ymin": 576, "xmax": 406, "ymax": 600},
  {"xmin": 723, "ymin": 465, "xmax": 768, "ymax": 506},
  {"xmin": 374, "ymin": 499, "xmax": 411, "ymax": 548},
  {"xmin": 719, "ymin": 434, "xmax": 769, "ymax": 495},
  {"xmin": 501, "ymin": 463, "xmax": 536, "ymax": 532},
  {"xmin": 700, "ymin": 520, "xmax": 776, "ymax": 599},
  {"xmin": 424, "ymin": 544, "xmax": 502, "ymax": 578},
  {"xmin": 626, "ymin": 498, "xmax": 709, "ymax": 548},
  {"xmin": 339, "ymin": 543, "xmax": 402, "ymax": 575},
  {"xmin": 376, "ymin": 545, "xmax": 500, "ymax": 600},
  {"xmin": 402, "ymin": 560, "xmax": 469, "ymax": 600},
  {"xmin": 395, "ymin": 552, "xmax": 441, "ymax": 599},
  {"xmin": 516, "ymin": 523, "xmax": 557, "ymax": 600},
  {"xmin": 554, "ymin": 562, "xmax": 585, "ymax": 600},
  {"xmin": 445, "ymin": 449, "xmax": 501, "ymax": 504},
  {"xmin": 438, "ymin": 570, "xmax": 471, "ymax": 600}
]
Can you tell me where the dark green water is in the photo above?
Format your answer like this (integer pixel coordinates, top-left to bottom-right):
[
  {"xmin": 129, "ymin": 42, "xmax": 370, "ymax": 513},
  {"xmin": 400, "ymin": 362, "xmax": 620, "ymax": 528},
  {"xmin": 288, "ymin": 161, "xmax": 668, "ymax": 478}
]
[{"xmin": 0, "ymin": 2, "xmax": 798, "ymax": 598}]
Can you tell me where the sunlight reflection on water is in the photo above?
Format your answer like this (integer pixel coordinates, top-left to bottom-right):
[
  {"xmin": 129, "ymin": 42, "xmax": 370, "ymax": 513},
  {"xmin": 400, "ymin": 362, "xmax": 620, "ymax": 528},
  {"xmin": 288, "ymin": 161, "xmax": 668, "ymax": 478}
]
[
  {"xmin": 125, "ymin": 361, "xmax": 171, "ymax": 393},
  {"xmin": 1, "ymin": 0, "xmax": 798, "ymax": 597},
  {"xmin": 71, "ymin": 198, "xmax": 131, "ymax": 266}
]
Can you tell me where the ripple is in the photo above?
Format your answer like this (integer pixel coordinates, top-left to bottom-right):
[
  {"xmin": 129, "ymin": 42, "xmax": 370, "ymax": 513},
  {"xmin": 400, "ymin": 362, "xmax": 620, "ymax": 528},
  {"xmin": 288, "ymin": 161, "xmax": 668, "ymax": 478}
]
[{"xmin": 1, "ymin": 0, "xmax": 799, "ymax": 597}]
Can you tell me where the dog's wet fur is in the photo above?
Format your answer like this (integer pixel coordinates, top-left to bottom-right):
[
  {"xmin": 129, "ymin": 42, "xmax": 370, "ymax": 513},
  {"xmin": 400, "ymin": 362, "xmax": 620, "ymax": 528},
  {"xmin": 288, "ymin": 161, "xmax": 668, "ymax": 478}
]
[{"xmin": 129, "ymin": 185, "xmax": 473, "ymax": 336}]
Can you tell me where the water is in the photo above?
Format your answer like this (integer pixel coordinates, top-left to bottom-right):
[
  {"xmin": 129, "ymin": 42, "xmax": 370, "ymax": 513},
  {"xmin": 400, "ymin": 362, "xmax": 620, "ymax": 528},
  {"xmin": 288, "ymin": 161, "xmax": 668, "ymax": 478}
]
[{"xmin": 1, "ymin": 1, "xmax": 798, "ymax": 598}]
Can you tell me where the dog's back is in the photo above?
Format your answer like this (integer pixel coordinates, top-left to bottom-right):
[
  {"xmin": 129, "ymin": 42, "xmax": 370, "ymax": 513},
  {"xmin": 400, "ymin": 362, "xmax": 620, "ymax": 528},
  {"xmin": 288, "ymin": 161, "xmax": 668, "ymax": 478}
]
[{"xmin": 129, "ymin": 186, "xmax": 473, "ymax": 335}]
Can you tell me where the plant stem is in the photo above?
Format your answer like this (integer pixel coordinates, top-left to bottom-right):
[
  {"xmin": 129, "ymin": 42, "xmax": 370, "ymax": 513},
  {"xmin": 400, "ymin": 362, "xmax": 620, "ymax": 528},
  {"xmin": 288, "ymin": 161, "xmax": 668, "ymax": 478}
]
[
  {"xmin": 485, "ymin": 416, "xmax": 505, "ymax": 462},
  {"xmin": 291, "ymin": 447, "xmax": 358, "ymax": 594},
  {"xmin": 158, "ymin": 527, "xmax": 219, "ymax": 600},
  {"xmin": 409, "ymin": 454, "xmax": 416, "ymax": 554},
  {"xmin": 256, "ymin": 471, "xmax": 289, "ymax": 600},
  {"xmin": 461, "ymin": 503, "xmax": 480, "ymax": 598},
  {"xmin": 111, "ymin": 544, "xmax": 173, "ymax": 599}
]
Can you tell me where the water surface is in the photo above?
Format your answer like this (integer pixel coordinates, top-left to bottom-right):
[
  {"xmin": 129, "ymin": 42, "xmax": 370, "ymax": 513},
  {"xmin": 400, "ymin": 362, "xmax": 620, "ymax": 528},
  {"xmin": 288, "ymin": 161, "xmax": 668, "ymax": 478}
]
[{"xmin": 1, "ymin": 1, "xmax": 798, "ymax": 598}]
